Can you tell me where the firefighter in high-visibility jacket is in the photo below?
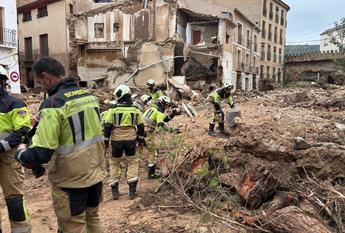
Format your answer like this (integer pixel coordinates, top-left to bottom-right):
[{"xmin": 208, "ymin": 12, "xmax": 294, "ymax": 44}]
[
  {"xmin": 144, "ymin": 79, "xmax": 163, "ymax": 106},
  {"xmin": 0, "ymin": 66, "xmax": 32, "ymax": 233},
  {"xmin": 15, "ymin": 57, "xmax": 105, "ymax": 233},
  {"xmin": 103, "ymin": 85, "xmax": 145, "ymax": 200},
  {"xmin": 207, "ymin": 82, "xmax": 235, "ymax": 136},
  {"xmin": 143, "ymin": 95, "xmax": 180, "ymax": 179}
]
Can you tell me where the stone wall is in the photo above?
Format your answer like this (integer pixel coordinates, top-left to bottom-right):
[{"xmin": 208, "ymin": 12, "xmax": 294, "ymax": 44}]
[{"xmin": 284, "ymin": 51, "xmax": 345, "ymax": 85}]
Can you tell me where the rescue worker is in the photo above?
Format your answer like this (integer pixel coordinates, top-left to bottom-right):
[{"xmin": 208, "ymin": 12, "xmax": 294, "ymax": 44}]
[
  {"xmin": 0, "ymin": 66, "xmax": 32, "ymax": 233},
  {"xmin": 15, "ymin": 57, "xmax": 105, "ymax": 233},
  {"xmin": 103, "ymin": 85, "xmax": 145, "ymax": 200},
  {"xmin": 144, "ymin": 79, "xmax": 163, "ymax": 105},
  {"xmin": 143, "ymin": 95, "xmax": 179, "ymax": 179},
  {"xmin": 207, "ymin": 82, "xmax": 235, "ymax": 136}
]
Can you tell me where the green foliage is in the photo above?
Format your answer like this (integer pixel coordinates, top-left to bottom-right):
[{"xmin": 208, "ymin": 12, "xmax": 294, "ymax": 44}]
[
  {"xmin": 195, "ymin": 162, "xmax": 209, "ymax": 177},
  {"xmin": 329, "ymin": 18, "xmax": 345, "ymax": 69}
]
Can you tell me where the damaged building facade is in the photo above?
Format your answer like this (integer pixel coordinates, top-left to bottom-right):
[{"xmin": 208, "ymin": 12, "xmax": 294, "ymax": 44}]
[
  {"xmin": 17, "ymin": 0, "xmax": 74, "ymax": 88},
  {"xmin": 70, "ymin": 0, "xmax": 264, "ymax": 91}
]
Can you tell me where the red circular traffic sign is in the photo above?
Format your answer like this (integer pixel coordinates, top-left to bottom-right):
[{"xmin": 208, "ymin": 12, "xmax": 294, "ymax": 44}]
[{"xmin": 10, "ymin": 71, "xmax": 20, "ymax": 82}]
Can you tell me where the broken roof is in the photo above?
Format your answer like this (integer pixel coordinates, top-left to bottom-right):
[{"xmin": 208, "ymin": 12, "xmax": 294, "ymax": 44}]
[{"xmin": 178, "ymin": 8, "xmax": 236, "ymax": 27}]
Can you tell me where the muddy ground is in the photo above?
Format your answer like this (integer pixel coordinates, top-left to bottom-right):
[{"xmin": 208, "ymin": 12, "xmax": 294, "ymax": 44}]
[{"xmin": 1, "ymin": 83, "xmax": 344, "ymax": 232}]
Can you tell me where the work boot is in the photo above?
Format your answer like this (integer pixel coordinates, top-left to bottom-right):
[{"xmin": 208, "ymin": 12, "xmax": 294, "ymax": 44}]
[
  {"xmin": 111, "ymin": 182, "xmax": 120, "ymax": 200},
  {"xmin": 208, "ymin": 123, "xmax": 217, "ymax": 136},
  {"xmin": 219, "ymin": 122, "xmax": 230, "ymax": 136},
  {"xmin": 147, "ymin": 165, "xmax": 162, "ymax": 179},
  {"xmin": 128, "ymin": 181, "xmax": 138, "ymax": 200}
]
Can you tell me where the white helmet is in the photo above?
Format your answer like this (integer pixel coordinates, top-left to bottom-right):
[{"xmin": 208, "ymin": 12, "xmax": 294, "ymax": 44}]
[
  {"xmin": 147, "ymin": 79, "xmax": 156, "ymax": 86},
  {"xmin": 223, "ymin": 81, "xmax": 234, "ymax": 89},
  {"xmin": 157, "ymin": 95, "xmax": 171, "ymax": 105},
  {"xmin": 0, "ymin": 66, "xmax": 8, "ymax": 79},
  {"xmin": 113, "ymin": 84, "xmax": 131, "ymax": 99}
]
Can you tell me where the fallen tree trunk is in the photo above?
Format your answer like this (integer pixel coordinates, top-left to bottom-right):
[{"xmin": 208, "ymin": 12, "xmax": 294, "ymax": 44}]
[
  {"xmin": 265, "ymin": 206, "xmax": 333, "ymax": 233},
  {"xmin": 264, "ymin": 191, "xmax": 298, "ymax": 215},
  {"xmin": 239, "ymin": 165, "xmax": 278, "ymax": 209}
]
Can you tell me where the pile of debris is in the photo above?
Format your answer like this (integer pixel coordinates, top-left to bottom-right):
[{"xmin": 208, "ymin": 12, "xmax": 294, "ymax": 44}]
[{"xmin": 152, "ymin": 84, "xmax": 345, "ymax": 233}]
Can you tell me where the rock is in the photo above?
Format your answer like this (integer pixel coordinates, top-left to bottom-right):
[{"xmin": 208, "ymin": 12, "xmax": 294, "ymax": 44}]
[
  {"xmin": 197, "ymin": 226, "xmax": 208, "ymax": 233},
  {"xmin": 335, "ymin": 122, "xmax": 345, "ymax": 130},
  {"xmin": 294, "ymin": 137, "xmax": 311, "ymax": 150}
]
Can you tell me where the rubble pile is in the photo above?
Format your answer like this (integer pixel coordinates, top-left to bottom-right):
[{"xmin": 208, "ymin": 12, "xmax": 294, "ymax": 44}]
[{"xmin": 156, "ymin": 84, "xmax": 345, "ymax": 232}]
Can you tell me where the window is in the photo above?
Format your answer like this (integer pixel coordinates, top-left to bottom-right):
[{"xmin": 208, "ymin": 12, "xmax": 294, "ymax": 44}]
[
  {"xmin": 263, "ymin": 0, "xmax": 267, "ymax": 16},
  {"xmin": 247, "ymin": 30, "xmax": 251, "ymax": 48},
  {"xmin": 324, "ymin": 38, "xmax": 329, "ymax": 46},
  {"xmin": 192, "ymin": 30, "xmax": 201, "ymax": 45},
  {"xmin": 94, "ymin": 0, "xmax": 112, "ymax": 2},
  {"xmin": 113, "ymin": 23, "xmax": 119, "ymax": 33},
  {"xmin": 267, "ymin": 66, "xmax": 270, "ymax": 79},
  {"xmin": 0, "ymin": 7, "xmax": 3, "ymax": 44},
  {"xmin": 279, "ymin": 48, "xmax": 282, "ymax": 63},
  {"xmin": 24, "ymin": 37, "xmax": 33, "ymax": 60},
  {"xmin": 94, "ymin": 23, "xmax": 104, "ymax": 38},
  {"xmin": 268, "ymin": 24, "xmax": 272, "ymax": 41},
  {"xmin": 274, "ymin": 26, "xmax": 277, "ymax": 43},
  {"xmin": 237, "ymin": 23, "xmax": 243, "ymax": 44},
  {"xmin": 269, "ymin": 3, "xmax": 273, "ymax": 20},
  {"xmin": 280, "ymin": 10, "xmax": 285, "ymax": 26},
  {"xmin": 261, "ymin": 43, "xmax": 265, "ymax": 61},
  {"xmin": 275, "ymin": 6, "xmax": 279, "ymax": 23},
  {"xmin": 226, "ymin": 33, "xmax": 230, "ymax": 44},
  {"xmin": 23, "ymin": 11, "xmax": 32, "ymax": 22},
  {"xmin": 37, "ymin": 6, "xmax": 48, "ymax": 18},
  {"xmin": 273, "ymin": 47, "xmax": 277, "ymax": 62},
  {"xmin": 237, "ymin": 50, "xmax": 242, "ymax": 70},
  {"xmin": 279, "ymin": 29, "xmax": 283, "ymax": 44},
  {"xmin": 273, "ymin": 67, "xmax": 276, "ymax": 80},
  {"xmin": 69, "ymin": 4, "xmax": 74, "ymax": 14},
  {"xmin": 261, "ymin": 20, "xmax": 266, "ymax": 38},
  {"xmin": 267, "ymin": 44, "xmax": 271, "ymax": 60},
  {"xmin": 40, "ymin": 34, "xmax": 49, "ymax": 56},
  {"xmin": 254, "ymin": 35, "xmax": 257, "ymax": 52}
]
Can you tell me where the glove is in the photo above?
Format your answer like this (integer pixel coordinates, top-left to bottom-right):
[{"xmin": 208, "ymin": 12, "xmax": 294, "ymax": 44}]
[
  {"xmin": 137, "ymin": 136, "xmax": 146, "ymax": 147},
  {"xmin": 170, "ymin": 127, "xmax": 181, "ymax": 134},
  {"xmin": 104, "ymin": 140, "xmax": 109, "ymax": 149},
  {"xmin": 32, "ymin": 166, "xmax": 46, "ymax": 178},
  {"xmin": 215, "ymin": 110, "xmax": 224, "ymax": 116}
]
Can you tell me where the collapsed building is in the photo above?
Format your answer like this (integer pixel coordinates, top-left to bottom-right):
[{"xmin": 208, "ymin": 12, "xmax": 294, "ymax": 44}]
[{"xmin": 68, "ymin": 0, "xmax": 261, "ymax": 91}]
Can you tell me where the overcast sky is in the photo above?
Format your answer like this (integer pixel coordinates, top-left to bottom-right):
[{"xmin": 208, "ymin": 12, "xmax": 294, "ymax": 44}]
[{"xmin": 284, "ymin": 0, "xmax": 344, "ymax": 45}]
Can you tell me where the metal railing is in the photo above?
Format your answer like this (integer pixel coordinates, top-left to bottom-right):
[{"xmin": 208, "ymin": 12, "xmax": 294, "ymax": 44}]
[{"xmin": 0, "ymin": 28, "xmax": 17, "ymax": 47}]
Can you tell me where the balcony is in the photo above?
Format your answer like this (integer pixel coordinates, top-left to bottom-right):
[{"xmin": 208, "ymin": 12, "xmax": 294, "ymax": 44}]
[
  {"xmin": 237, "ymin": 62, "xmax": 244, "ymax": 72},
  {"xmin": 250, "ymin": 66, "xmax": 259, "ymax": 74},
  {"xmin": 0, "ymin": 28, "xmax": 17, "ymax": 48},
  {"xmin": 244, "ymin": 64, "xmax": 250, "ymax": 73}
]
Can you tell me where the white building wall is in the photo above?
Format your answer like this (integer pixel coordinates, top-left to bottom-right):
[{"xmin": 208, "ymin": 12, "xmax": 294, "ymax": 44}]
[
  {"xmin": 320, "ymin": 33, "xmax": 341, "ymax": 52},
  {"xmin": 0, "ymin": 0, "xmax": 20, "ymax": 93}
]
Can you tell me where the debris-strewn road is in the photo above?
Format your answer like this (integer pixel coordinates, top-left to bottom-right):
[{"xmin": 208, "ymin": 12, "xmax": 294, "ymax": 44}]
[{"xmin": 1, "ymin": 83, "xmax": 344, "ymax": 232}]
